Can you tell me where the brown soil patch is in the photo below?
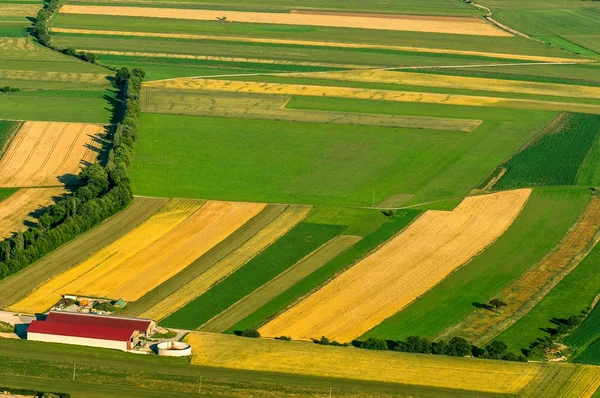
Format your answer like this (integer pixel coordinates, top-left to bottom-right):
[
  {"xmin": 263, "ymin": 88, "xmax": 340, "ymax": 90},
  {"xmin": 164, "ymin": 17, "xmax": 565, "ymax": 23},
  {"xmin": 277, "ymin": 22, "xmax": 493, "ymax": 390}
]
[
  {"xmin": 441, "ymin": 195, "xmax": 600, "ymax": 345},
  {"xmin": 0, "ymin": 122, "xmax": 106, "ymax": 187},
  {"xmin": 59, "ymin": 5, "xmax": 510, "ymax": 36},
  {"xmin": 259, "ymin": 189, "xmax": 531, "ymax": 342}
]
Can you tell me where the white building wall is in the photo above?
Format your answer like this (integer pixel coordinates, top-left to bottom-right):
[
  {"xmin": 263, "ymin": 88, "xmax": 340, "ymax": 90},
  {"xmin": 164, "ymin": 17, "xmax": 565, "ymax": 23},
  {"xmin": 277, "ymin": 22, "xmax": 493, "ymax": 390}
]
[{"xmin": 28, "ymin": 332, "xmax": 128, "ymax": 351}]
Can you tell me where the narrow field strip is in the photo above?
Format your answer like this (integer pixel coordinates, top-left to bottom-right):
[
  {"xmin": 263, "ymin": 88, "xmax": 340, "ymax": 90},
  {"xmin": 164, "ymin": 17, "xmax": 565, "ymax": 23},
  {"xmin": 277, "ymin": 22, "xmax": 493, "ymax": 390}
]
[
  {"xmin": 144, "ymin": 79, "xmax": 600, "ymax": 114},
  {"xmin": 306, "ymin": 70, "xmax": 600, "ymax": 100},
  {"xmin": 199, "ymin": 235, "xmax": 361, "ymax": 333},
  {"xmin": 58, "ymin": 5, "xmax": 509, "ymax": 36},
  {"xmin": 259, "ymin": 189, "xmax": 532, "ymax": 342},
  {"xmin": 184, "ymin": 332, "xmax": 600, "ymax": 396},
  {"xmin": 142, "ymin": 88, "xmax": 482, "ymax": 132},
  {"xmin": 51, "ymin": 28, "xmax": 588, "ymax": 64},
  {"xmin": 139, "ymin": 204, "xmax": 311, "ymax": 321},
  {"xmin": 0, "ymin": 121, "xmax": 106, "ymax": 187},
  {"xmin": 8, "ymin": 198, "xmax": 203, "ymax": 313},
  {"xmin": 0, "ymin": 188, "xmax": 66, "ymax": 239},
  {"xmin": 0, "ymin": 70, "xmax": 108, "ymax": 84},
  {"xmin": 443, "ymin": 195, "xmax": 600, "ymax": 346},
  {"xmin": 0, "ymin": 4, "xmax": 38, "ymax": 17},
  {"xmin": 0, "ymin": 197, "xmax": 167, "ymax": 309},
  {"xmin": 124, "ymin": 204, "xmax": 290, "ymax": 319}
]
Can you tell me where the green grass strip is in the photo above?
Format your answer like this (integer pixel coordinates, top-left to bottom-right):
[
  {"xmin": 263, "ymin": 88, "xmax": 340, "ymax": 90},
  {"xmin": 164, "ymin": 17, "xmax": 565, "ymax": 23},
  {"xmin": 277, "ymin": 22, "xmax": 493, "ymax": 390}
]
[
  {"xmin": 495, "ymin": 113, "xmax": 600, "ymax": 190},
  {"xmin": 361, "ymin": 187, "xmax": 590, "ymax": 341},
  {"xmin": 228, "ymin": 210, "xmax": 421, "ymax": 333},
  {"xmin": 0, "ymin": 119, "xmax": 22, "ymax": 155},
  {"xmin": 0, "ymin": 188, "xmax": 17, "ymax": 203},
  {"xmin": 161, "ymin": 222, "xmax": 345, "ymax": 329}
]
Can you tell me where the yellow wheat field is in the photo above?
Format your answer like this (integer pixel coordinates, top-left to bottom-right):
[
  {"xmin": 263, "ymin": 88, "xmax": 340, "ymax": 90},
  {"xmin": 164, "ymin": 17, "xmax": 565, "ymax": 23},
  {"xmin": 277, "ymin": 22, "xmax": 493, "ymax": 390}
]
[
  {"xmin": 59, "ymin": 5, "xmax": 509, "ymax": 36},
  {"xmin": 144, "ymin": 78, "xmax": 600, "ymax": 114},
  {"xmin": 0, "ymin": 188, "xmax": 67, "ymax": 239},
  {"xmin": 0, "ymin": 122, "xmax": 105, "ymax": 187},
  {"xmin": 0, "ymin": 4, "xmax": 40, "ymax": 17},
  {"xmin": 260, "ymin": 189, "xmax": 531, "ymax": 342},
  {"xmin": 185, "ymin": 332, "xmax": 550, "ymax": 395},
  {"xmin": 306, "ymin": 70, "xmax": 600, "ymax": 100},
  {"xmin": 51, "ymin": 28, "xmax": 587, "ymax": 64},
  {"xmin": 141, "ymin": 204, "xmax": 311, "ymax": 320},
  {"xmin": 9, "ymin": 199, "xmax": 203, "ymax": 313}
]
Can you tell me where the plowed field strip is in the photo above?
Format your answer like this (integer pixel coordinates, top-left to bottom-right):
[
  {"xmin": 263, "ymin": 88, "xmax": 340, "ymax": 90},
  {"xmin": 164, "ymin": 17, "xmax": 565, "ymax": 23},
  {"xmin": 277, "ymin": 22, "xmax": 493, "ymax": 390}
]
[
  {"xmin": 0, "ymin": 197, "xmax": 167, "ymax": 309},
  {"xmin": 86, "ymin": 200, "xmax": 266, "ymax": 301},
  {"xmin": 185, "ymin": 332, "xmax": 548, "ymax": 395},
  {"xmin": 139, "ymin": 204, "xmax": 311, "ymax": 320},
  {"xmin": 305, "ymin": 70, "xmax": 600, "ymax": 100},
  {"xmin": 124, "ymin": 204, "xmax": 289, "ymax": 319},
  {"xmin": 59, "ymin": 5, "xmax": 509, "ymax": 36},
  {"xmin": 144, "ymin": 79, "xmax": 600, "ymax": 114},
  {"xmin": 8, "ymin": 198, "xmax": 202, "ymax": 313},
  {"xmin": 442, "ymin": 195, "xmax": 600, "ymax": 346},
  {"xmin": 259, "ymin": 189, "xmax": 531, "ymax": 342},
  {"xmin": 52, "ymin": 28, "xmax": 587, "ymax": 63},
  {"xmin": 0, "ymin": 188, "xmax": 66, "ymax": 239},
  {"xmin": 199, "ymin": 235, "xmax": 361, "ymax": 333}
]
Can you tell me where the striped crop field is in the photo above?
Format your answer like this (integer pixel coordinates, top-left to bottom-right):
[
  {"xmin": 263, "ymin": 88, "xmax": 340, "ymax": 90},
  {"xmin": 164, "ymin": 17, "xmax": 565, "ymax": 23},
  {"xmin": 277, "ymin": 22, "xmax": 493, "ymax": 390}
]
[
  {"xmin": 185, "ymin": 332, "xmax": 600, "ymax": 396},
  {"xmin": 138, "ymin": 204, "xmax": 312, "ymax": 321},
  {"xmin": 259, "ymin": 189, "xmax": 531, "ymax": 342},
  {"xmin": 0, "ymin": 188, "xmax": 67, "ymax": 239},
  {"xmin": 9, "ymin": 199, "xmax": 266, "ymax": 313},
  {"xmin": 144, "ymin": 78, "xmax": 600, "ymax": 114},
  {"xmin": 0, "ymin": 121, "xmax": 106, "ymax": 187}
]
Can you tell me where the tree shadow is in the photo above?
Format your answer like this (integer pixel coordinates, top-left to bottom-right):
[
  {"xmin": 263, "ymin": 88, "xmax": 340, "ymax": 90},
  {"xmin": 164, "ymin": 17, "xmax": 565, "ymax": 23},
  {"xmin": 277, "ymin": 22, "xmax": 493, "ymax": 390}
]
[{"xmin": 472, "ymin": 302, "xmax": 493, "ymax": 311}]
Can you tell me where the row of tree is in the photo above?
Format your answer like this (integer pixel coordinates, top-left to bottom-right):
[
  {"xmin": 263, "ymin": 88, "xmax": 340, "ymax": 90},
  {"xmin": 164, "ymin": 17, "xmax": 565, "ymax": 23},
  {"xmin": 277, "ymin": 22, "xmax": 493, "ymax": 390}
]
[
  {"xmin": 0, "ymin": 68, "xmax": 144, "ymax": 279},
  {"xmin": 359, "ymin": 336, "xmax": 527, "ymax": 362},
  {"xmin": 32, "ymin": 0, "xmax": 63, "ymax": 47}
]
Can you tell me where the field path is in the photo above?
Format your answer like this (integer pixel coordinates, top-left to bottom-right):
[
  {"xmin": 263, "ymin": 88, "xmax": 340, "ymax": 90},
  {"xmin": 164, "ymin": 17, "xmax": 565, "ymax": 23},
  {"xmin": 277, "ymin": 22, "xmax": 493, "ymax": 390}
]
[{"xmin": 259, "ymin": 189, "xmax": 531, "ymax": 342}]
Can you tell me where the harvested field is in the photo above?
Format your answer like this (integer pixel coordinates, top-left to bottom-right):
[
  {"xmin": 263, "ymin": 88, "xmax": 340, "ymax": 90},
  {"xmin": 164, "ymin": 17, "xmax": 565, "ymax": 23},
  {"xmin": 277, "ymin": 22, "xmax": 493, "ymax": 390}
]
[
  {"xmin": 442, "ymin": 195, "xmax": 600, "ymax": 346},
  {"xmin": 142, "ymin": 89, "xmax": 482, "ymax": 132},
  {"xmin": 0, "ymin": 4, "xmax": 39, "ymax": 17},
  {"xmin": 0, "ymin": 70, "xmax": 108, "ymax": 85},
  {"xmin": 140, "ymin": 204, "xmax": 311, "ymax": 321},
  {"xmin": 199, "ymin": 235, "xmax": 361, "ymax": 332},
  {"xmin": 0, "ymin": 188, "xmax": 67, "ymax": 239},
  {"xmin": 144, "ymin": 79, "xmax": 600, "ymax": 114},
  {"xmin": 59, "ymin": 5, "xmax": 509, "ymax": 36},
  {"xmin": 51, "ymin": 28, "xmax": 587, "ymax": 63},
  {"xmin": 0, "ymin": 197, "xmax": 166, "ymax": 309},
  {"xmin": 8, "ymin": 198, "xmax": 204, "ymax": 313},
  {"xmin": 259, "ymin": 189, "xmax": 531, "ymax": 342},
  {"xmin": 185, "ymin": 332, "xmax": 600, "ymax": 396},
  {"xmin": 0, "ymin": 121, "xmax": 106, "ymax": 187},
  {"xmin": 309, "ymin": 70, "xmax": 600, "ymax": 100}
]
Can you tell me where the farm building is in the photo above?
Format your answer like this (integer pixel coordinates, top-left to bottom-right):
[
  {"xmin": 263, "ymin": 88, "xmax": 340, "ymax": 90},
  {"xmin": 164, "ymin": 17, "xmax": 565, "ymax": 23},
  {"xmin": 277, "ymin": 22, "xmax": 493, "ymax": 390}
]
[{"xmin": 26, "ymin": 312, "xmax": 156, "ymax": 351}]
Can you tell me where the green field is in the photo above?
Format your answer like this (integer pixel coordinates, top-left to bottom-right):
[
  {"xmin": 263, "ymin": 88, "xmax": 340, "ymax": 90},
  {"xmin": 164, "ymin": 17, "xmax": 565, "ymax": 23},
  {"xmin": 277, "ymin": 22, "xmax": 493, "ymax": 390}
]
[
  {"xmin": 0, "ymin": 119, "xmax": 20, "ymax": 152},
  {"xmin": 362, "ymin": 187, "xmax": 590, "ymax": 341},
  {"xmin": 162, "ymin": 222, "xmax": 345, "ymax": 329}
]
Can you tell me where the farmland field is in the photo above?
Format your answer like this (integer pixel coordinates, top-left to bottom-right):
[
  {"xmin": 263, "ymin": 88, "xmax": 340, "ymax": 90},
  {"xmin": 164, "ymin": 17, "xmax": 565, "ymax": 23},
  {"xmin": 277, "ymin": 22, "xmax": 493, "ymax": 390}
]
[{"xmin": 2, "ymin": 0, "xmax": 600, "ymax": 395}]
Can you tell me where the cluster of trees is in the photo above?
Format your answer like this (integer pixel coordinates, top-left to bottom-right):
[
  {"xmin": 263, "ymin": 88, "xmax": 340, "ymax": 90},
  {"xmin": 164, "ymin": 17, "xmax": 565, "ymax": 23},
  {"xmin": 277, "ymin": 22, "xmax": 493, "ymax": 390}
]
[
  {"xmin": 0, "ymin": 68, "xmax": 144, "ymax": 280},
  {"xmin": 359, "ymin": 336, "xmax": 527, "ymax": 362},
  {"xmin": 32, "ymin": 0, "xmax": 63, "ymax": 47},
  {"xmin": 61, "ymin": 47, "xmax": 97, "ymax": 64},
  {"xmin": 0, "ymin": 86, "xmax": 20, "ymax": 93},
  {"xmin": 527, "ymin": 314, "xmax": 584, "ymax": 360},
  {"xmin": 312, "ymin": 336, "xmax": 348, "ymax": 347}
]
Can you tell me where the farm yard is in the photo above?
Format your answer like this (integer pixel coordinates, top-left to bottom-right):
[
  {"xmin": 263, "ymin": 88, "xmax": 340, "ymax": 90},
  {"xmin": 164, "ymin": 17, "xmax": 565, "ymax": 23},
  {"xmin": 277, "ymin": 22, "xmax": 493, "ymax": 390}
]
[{"xmin": 1, "ymin": 0, "xmax": 600, "ymax": 396}]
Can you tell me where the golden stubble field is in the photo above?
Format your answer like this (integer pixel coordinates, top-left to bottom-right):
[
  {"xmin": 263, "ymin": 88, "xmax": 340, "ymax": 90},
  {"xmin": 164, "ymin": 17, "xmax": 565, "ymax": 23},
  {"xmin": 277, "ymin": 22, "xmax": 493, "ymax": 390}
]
[
  {"xmin": 59, "ymin": 5, "xmax": 510, "ymax": 36},
  {"xmin": 260, "ymin": 189, "xmax": 532, "ymax": 342},
  {"xmin": 0, "ymin": 121, "xmax": 105, "ymax": 187}
]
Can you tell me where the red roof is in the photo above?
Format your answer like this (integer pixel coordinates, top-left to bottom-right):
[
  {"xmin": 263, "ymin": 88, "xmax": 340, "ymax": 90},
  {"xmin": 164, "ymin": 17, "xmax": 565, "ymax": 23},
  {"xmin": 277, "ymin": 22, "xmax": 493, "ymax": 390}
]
[
  {"xmin": 28, "ymin": 320, "xmax": 134, "ymax": 342},
  {"xmin": 46, "ymin": 311, "xmax": 152, "ymax": 332}
]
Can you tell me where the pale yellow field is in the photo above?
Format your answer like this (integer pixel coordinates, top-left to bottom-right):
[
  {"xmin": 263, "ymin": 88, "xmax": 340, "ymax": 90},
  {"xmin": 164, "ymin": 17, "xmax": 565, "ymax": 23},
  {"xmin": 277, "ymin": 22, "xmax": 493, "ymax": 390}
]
[
  {"xmin": 307, "ymin": 70, "xmax": 600, "ymax": 100},
  {"xmin": 260, "ymin": 189, "xmax": 531, "ymax": 342},
  {"xmin": 59, "ymin": 5, "xmax": 509, "ymax": 36},
  {"xmin": 9, "ymin": 199, "xmax": 203, "ymax": 313},
  {"xmin": 0, "ymin": 4, "xmax": 39, "ymax": 17},
  {"xmin": 0, "ymin": 122, "xmax": 106, "ymax": 187},
  {"xmin": 141, "ymin": 204, "xmax": 311, "ymax": 320},
  {"xmin": 184, "ymin": 332, "xmax": 600, "ymax": 395},
  {"xmin": 0, "ymin": 188, "xmax": 67, "ymax": 239},
  {"xmin": 0, "ymin": 70, "xmax": 108, "ymax": 84},
  {"xmin": 144, "ymin": 78, "xmax": 600, "ymax": 114},
  {"xmin": 52, "ymin": 28, "xmax": 587, "ymax": 63}
]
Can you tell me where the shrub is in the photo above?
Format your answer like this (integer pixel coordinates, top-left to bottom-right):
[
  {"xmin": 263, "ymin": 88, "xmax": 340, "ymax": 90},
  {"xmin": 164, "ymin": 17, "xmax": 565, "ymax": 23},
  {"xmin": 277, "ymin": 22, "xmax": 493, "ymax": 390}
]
[
  {"xmin": 275, "ymin": 335, "xmax": 291, "ymax": 341},
  {"xmin": 242, "ymin": 328, "xmax": 261, "ymax": 338},
  {"xmin": 361, "ymin": 337, "xmax": 388, "ymax": 350}
]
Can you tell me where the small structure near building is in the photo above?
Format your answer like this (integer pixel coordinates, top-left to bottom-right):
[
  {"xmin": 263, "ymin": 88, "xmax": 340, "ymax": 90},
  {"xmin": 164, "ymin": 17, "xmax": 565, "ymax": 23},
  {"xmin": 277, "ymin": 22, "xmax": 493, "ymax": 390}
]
[
  {"xmin": 157, "ymin": 341, "xmax": 192, "ymax": 357},
  {"xmin": 26, "ymin": 311, "xmax": 156, "ymax": 351}
]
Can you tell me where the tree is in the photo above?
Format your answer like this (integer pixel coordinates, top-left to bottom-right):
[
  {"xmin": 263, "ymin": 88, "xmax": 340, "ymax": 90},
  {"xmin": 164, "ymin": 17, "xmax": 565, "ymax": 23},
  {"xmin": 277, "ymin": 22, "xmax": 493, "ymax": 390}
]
[
  {"xmin": 0, "ymin": 241, "xmax": 10, "ymax": 262},
  {"xmin": 431, "ymin": 340, "xmax": 448, "ymax": 355},
  {"xmin": 446, "ymin": 337, "xmax": 471, "ymax": 357},
  {"xmin": 131, "ymin": 68, "xmax": 146, "ymax": 79},
  {"xmin": 241, "ymin": 328, "xmax": 260, "ymax": 338},
  {"xmin": 489, "ymin": 298, "xmax": 507, "ymax": 313},
  {"xmin": 361, "ymin": 338, "xmax": 388, "ymax": 351},
  {"xmin": 114, "ymin": 67, "xmax": 130, "ymax": 85},
  {"xmin": 484, "ymin": 340, "xmax": 508, "ymax": 359}
]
